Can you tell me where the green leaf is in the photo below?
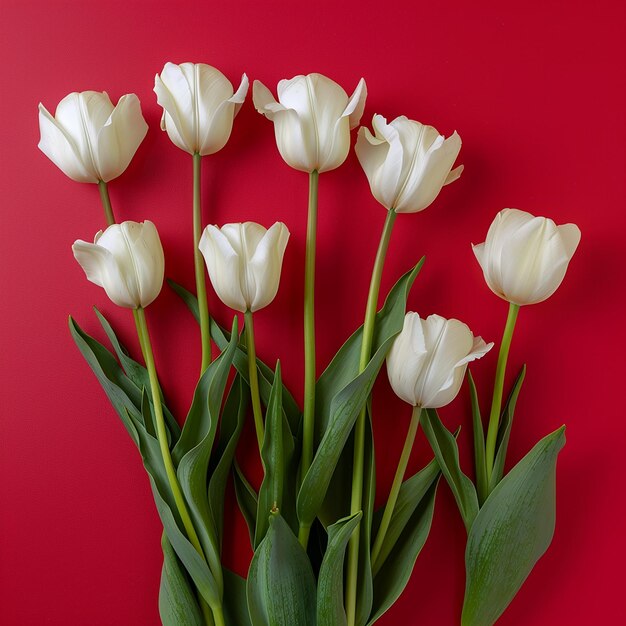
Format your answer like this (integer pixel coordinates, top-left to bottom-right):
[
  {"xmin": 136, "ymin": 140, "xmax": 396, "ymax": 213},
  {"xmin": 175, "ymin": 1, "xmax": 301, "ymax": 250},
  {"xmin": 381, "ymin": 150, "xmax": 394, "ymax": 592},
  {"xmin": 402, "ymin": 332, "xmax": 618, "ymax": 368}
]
[
  {"xmin": 313, "ymin": 261, "xmax": 424, "ymax": 526},
  {"xmin": 247, "ymin": 513, "xmax": 317, "ymax": 626},
  {"xmin": 233, "ymin": 461, "xmax": 258, "ymax": 547},
  {"xmin": 488, "ymin": 365, "xmax": 526, "ymax": 491},
  {"xmin": 69, "ymin": 316, "xmax": 143, "ymax": 445},
  {"xmin": 159, "ymin": 534, "xmax": 204, "ymax": 626},
  {"xmin": 175, "ymin": 319, "xmax": 239, "ymax": 596},
  {"xmin": 422, "ymin": 409, "xmax": 479, "ymax": 531},
  {"xmin": 368, "ymin": 478, "xmax": 439, "ymax": 625},
  {"xmin": 316, "ymin": 512, "xmax": 362, "ymax": 626},
  {"xmin": 468, "ymin": 370, "xmax": 487, "ymax": 505},
  {"xmin": 208, "ymin": 376, "xmax": 248, "ymax": 546},
  {"xmin": 255, "ymin": 363, "xmax": 297, "ymax": 544},
  {"xmin": 168, "ymin": 278, "xmax": 301, "ymax": 432},
  {"xmin": 462, "ymin": 426, "xmax": 566, "ymax": 626},
  {"xmin": 223, "ymin": 568, "xmax": 252, "ymax": 626},
  {"xmin": 371, "ymin": 457, "xmax": 440, "ymax": 573},
  {"xmin": 95, "ymin": 307, "xmax": 180, "ymax": 440}
]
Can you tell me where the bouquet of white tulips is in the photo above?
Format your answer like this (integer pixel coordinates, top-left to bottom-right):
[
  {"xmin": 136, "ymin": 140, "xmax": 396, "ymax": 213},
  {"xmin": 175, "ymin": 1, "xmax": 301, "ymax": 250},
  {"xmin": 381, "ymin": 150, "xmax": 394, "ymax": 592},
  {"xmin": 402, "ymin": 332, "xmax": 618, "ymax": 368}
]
[{"xmin": 39, "ymin": 62, "xmax": 580, "ymax": 626}]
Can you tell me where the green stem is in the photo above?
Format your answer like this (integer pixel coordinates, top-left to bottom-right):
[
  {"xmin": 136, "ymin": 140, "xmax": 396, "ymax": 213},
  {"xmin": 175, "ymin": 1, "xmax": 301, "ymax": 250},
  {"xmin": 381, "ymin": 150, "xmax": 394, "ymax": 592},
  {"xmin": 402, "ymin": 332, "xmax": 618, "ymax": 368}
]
[
  {"xmin": 193, "ymin": 152, "xmax": 212, "ymax": 373},
  {"xmin": 244, "ymin": 310, "xmax": 264, "ymax": 451},
  {"xmin": 133, "ymin": 307, "xmax": 218, "ymax": 625},
  {"xmin": 299, "ymin": 170, "xmax": 319, "ymax": 547},
  {"xmin": 371, "ymin": 405, "xmax": 421, "ymax": 574},
  {"xmin": 484, "ymin": 302, "xmax": 520, "ymax": 485},
  {"xmin": 345, "ymin": 208, "xmax": 397, "ymax": 626},
  {"xmin": 98, "ymin": 180, "xmax": 115, "ymax": 226}
]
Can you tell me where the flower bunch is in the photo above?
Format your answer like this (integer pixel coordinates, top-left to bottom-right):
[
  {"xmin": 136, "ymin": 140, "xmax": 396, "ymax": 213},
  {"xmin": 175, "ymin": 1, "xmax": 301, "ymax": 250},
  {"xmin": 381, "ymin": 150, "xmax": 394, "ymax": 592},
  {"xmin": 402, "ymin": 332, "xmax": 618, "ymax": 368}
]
[{"xmin": 40, "ymin": 62, "xmax": 580, "ymax": 626}]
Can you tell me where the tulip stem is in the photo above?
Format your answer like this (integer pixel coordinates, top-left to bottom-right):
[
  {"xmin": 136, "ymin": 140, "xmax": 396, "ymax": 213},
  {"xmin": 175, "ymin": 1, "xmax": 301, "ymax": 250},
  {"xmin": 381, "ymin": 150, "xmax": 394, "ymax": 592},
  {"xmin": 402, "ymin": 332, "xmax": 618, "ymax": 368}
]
[
  {"xmin": 98, "ymin": 180, "xmax": 115, "ymax": 226},
  {"xmin": 371, "ymin": 405, "xmax": 421, "ymax": 574},
  {"xmin": 133, "ymin": 307, "xmax": 220, "ymax": 626},
  {"xmin": 193, "ymin": 152, "xmax": 212, "ymax": 374},
  {"xmin": 244, "ymin": 310, "xmax": 265, "ymax": 451},
  {"xmin": 299, "ymin": 169, "xmax": 319, "ymax": 547},
  {"xmin": 484, "ymin": 302, "xmax": 520, "ymax": 487},
  {"xmin": 345, "ymin": 208, "xmax": 397, "ymax": 626}
]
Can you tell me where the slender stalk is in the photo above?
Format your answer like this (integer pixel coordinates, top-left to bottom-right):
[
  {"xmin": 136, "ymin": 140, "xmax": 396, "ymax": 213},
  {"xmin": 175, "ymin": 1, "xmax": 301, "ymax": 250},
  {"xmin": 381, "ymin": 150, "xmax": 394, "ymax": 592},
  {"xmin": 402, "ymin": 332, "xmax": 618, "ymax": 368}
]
[
  {"xmin": 345, "ymin": 209, "xmax": 397, "ymax": 626},
  {"xmin": 300, "ymin": 171, "xmax": 319, "ymax": 534},
  {"xmin": 371, "ymin": 406, "xmax": 421, "ymax": 574},
  {"xmin": 193, "ymin": 152, "xmax": 212, "ymax": 373},
  {"xmin": 133, "ymin": 307, "xmax": 218, "ymax": 625},
  {"xmin": 484, "ymin": 302, "xmax": 520, "ymax": 485},
  {"xmin": 244, "ymin": 310, "xmax": 264, "ymax": 451},
  {"xmin": 98, "ymin": 180, "xmax": 115, "ymax": 226}
]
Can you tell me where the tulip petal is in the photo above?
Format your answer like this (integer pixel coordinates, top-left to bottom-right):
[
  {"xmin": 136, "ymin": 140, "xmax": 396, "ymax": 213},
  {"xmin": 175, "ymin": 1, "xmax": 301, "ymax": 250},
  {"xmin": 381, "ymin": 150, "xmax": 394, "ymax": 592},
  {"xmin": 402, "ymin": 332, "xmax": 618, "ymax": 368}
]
[
  {"xmin": 38, "ymin": 104, "xmax": 97, "ymax": 182},
  {"xmin": 72, "ymin": 240, "xmax": 111, "ymax": 288},
  {"xmin": 252, "ymin": 80, "xmax": 280, "ymax": 116},
  {"xmin": 444, "ymin": 164, "xmax": 464, "ymax": 185},
  {"xmin": 96, "ymin": 94, "xmax": 148, "ymax": 182},
  {"xmin": 373, "ymin": 115, "xmax": 405, "ymax": 209},
  {"xmin": 199, "ymin": 226, "xmax": 248, "ymax": 312},
  {"xmin": 155, "ymin": 63, "xmax": 195, "ymax": 153},
  {"xmin": 344, "ymin": 77, "xmax": 367, "ymax": 129},
  {"xmin": 231, "ymin": 73, "xmax": 249, "ymax": 117},
  {"xmin": 248, "ymin": 222, "xmax": 290, "ymax": 311}
]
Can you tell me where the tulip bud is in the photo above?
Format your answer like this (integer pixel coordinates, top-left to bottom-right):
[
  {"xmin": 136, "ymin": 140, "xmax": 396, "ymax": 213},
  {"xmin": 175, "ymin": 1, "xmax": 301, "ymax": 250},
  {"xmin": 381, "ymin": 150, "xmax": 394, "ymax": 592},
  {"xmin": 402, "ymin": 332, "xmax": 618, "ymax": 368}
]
[
  {"xmin": 154, "ymin": 62, "xmax": 248, "ymax": 156},
  {"xmin": 38, "ymin": 91, "xmax": 148, "ymax": 183},
  {"xmin": 253, "ymin": 73, "xmax": 367, "ymax": 173},
  {"xmin": 387, "ymin": 313, "xmax": 493, "ymax": 408},
  {"xmin": 355, "ymin": 114, "xmax": 463, "ymax": 213},
  {"xmin": 72, "ymin": 221, "xmax": 164, "ymax": 309},
  {"xmin": 199, "ymin": 222, "xmax": 290, "ymax": 313},
  {"xmin": 472, "ymin": 209, "xmax": 581, "ymax": 306}
]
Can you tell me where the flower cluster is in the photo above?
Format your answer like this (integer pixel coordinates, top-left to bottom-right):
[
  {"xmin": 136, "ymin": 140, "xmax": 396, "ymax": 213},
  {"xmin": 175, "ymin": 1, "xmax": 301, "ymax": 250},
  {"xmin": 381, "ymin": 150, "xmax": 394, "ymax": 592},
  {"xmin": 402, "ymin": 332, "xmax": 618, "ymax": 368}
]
[{"xmin": 40, "ymin": 62, "xmax": 581, "ymax": 626}]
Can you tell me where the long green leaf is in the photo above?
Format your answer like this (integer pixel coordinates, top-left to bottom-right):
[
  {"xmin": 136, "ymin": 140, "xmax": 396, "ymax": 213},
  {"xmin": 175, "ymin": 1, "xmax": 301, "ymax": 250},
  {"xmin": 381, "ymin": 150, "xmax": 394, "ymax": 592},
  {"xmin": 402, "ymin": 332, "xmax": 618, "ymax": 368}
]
[
  {"xmin": 462, "ymin": 426, "xmax": 566, "ymax": 626},
  {"xmin": 422, "ymin": 409, "xmax": 479, "ymax": 531},
  {"xmin": 371, "ymin": 457, "xmax": 440, "ymax": 573},
  {"xmin": 314, "ymin": 261, "xmax": 424, "ymax": 526},
  {"xmin": 159, "ymin": 534, "xmax": 204, "ymax": 626},
  {"xmin": 468, "ymin": 370, "xmax": 487, "ymax": 504},
  {"xmin": 95, "ymin": 307, "xmax": 180, "ymax": 440},
  {"xmin": 369, "ymin": 479, "xmax": 439, "ymax": 624},
  {"xmin": 488, "ymin": 365, "xmax": 526, "ymax": 491},
  {"xmin": 317, "ymin": 512, "xmax": 362, "ymax": 626},
  {"xmin": 233, "ymin": 461, "xmax": 258, "ymax": 547},
  {"xmin": 208, "ymin": 376, "xmax": 248, "ymax": 546},
  {"xmin": 176, "ymin": 320, "xmax": 239, "ymax": 596},
  {"xmin": 223, "ymin": 568, "xmax": 252, "ymax": 626},
  {"xmin": 247, "ymin": 513, "xmax": 317, "ymax": 626}
]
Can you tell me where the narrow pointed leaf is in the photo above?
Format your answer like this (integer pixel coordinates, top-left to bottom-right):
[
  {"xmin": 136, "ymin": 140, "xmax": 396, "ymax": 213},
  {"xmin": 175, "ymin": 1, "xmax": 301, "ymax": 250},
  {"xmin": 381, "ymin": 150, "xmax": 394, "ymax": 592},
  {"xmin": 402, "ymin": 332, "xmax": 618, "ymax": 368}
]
[
  {"xmin": 422, "ymin": 409, "xmax": 478, "ymax": 531},
  {"xmin": 462, "ymin": 426, "xmax": 566, "ymax": 626},
  {"xmin": 233, "ymin": 461, "xmax": 258, "ymax": 547},
  {"xmin": 223, "ymin": 568, "xmax": 252, "ymax": 626},
  {"xmin": 468, "ymin": 370, "xmax": 487, "ymax": 504},
  {"xmin": 317, "ymin": 512, "xmax": 362, "ymax": 626},
  {"xmin": 489, "ymin": 365, "xmax": 526, "ymax": 491}
]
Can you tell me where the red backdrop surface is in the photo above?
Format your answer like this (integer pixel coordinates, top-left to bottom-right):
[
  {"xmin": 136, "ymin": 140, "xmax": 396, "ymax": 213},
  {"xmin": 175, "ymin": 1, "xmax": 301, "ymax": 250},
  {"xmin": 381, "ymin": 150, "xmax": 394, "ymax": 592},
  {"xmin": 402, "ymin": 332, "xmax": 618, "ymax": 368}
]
[{"xmin": 1, "ymin": 1, "xmax": 624, "ymax": 624}]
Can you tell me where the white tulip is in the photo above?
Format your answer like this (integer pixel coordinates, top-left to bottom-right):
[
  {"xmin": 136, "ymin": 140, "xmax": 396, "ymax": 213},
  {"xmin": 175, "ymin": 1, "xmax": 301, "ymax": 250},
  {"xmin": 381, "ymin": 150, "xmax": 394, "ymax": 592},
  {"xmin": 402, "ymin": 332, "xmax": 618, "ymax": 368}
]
[
  {"xmin": 387, "ymin": 313, "xmax": 493, "ymax": 408},
  {"xmin": 38, "ymin": 91, "xmax": 148, "ymax": 183},
  {"xmin": 72, "ymin": 221, "xmax": 164, "ymax": 309},
  {"xmin": 199, "ymin": 222, "xmax": 290, "ymax": 313},
  {"xmin": 355, "ymin": 114, "xmax": 463, "ymax": 213},
  {"xmin": 472, "ymin": 209, "xmax": 581, "ymax": 306},
  {"xmin": 154, "ymin": 62, "xmax": 248, "ymax": 155},
  {"xmin": 253, "ymin": 73, "xmax": 367, "ymax": 173}
]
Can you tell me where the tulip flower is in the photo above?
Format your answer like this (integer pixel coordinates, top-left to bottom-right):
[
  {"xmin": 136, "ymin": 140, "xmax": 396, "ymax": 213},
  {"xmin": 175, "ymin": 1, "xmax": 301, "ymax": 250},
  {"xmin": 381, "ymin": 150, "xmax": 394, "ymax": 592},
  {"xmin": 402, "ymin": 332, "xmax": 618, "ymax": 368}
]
[
  {"xmin": 356, "ymin": 114, "xmax": 463, "ymax": 213},
  {"xmin": 199, "ymin": 221, "xmax": 289, "ymax": 451},
  {"xmin": 472, "ymin": 208, "xmax": 581, "ymax": 306},
  {"xmin": 72, "ymin": 221, "xmax": 164, "ymax": 309},
  {"xmin": 38, "ymin": 91, "xmax": 148, "ymax": 184},
  {"xmin": 387, "ymin": 312, "xmax": 493, "ymax": 409},
  {"xmin": 253, "ymin": 73, "xmax": 367, "ymax": 173},
  {"xmin": 154, "ymin": 62, "xmax": 249, "ymax": 156},
  {"xmin": 199, "ymin": 221, "xmax": 289, "ymax": 313}
]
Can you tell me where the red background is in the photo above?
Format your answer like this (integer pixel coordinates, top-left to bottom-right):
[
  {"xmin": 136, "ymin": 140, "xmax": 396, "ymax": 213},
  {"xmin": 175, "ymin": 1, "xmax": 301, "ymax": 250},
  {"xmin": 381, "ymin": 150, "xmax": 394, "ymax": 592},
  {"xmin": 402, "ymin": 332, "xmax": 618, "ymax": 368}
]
[{"xmin": 1, "ymin": 1, "xmax": 624, "ymax": 624}]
